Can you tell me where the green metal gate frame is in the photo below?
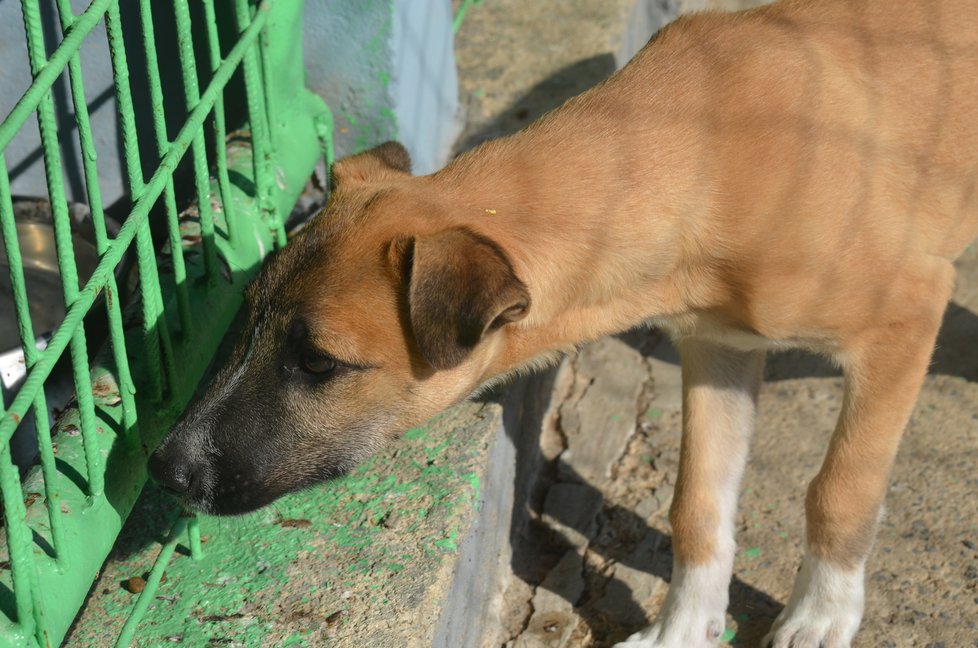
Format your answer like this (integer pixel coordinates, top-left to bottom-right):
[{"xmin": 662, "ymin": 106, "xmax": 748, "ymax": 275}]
[{"xmin": 0, "ymin": 1, "xmax": 332, "ymax": 646}]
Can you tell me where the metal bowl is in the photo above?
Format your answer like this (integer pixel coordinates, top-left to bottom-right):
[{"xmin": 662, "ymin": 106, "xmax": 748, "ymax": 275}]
[{"xmin": 0, "ymin": 210, "xmax": 100, "ymax": 346}]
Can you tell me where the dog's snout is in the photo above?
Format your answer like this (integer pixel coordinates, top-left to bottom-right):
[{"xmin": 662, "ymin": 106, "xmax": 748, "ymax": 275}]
[{"xmin": 149, "ymin": 446, "xmax": 202, "ymax": 498}]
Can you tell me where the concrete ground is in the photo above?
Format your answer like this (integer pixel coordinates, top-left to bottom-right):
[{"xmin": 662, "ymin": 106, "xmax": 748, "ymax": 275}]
[{"xmin": 454, "ymin": 1, "xmax": 978, "ymax": 647}]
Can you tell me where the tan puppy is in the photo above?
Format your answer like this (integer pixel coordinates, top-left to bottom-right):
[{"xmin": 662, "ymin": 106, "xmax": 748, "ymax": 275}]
[{"xmin": 149, "ymin": 0, "xmax": 978, "ymax": 646}]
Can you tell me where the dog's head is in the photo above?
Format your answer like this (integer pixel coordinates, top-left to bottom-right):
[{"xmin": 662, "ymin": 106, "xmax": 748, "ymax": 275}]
[{"xmin": 148, "ymin": 142, "xmax": 531, "ymax": 514}]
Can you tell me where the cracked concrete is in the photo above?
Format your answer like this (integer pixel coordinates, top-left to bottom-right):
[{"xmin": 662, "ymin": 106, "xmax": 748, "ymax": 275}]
[{"xmin": 557, "ymin": 339, "xmax": 649, "ymax": 489}]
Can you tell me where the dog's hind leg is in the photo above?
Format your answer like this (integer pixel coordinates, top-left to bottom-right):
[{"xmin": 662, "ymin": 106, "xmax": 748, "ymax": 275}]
[
  {"xmin": 616, "ymin": 339, "xmax": 765, "ymax": 648},
  {"xmin": 764, "ymin": 266, "xmax": 954, "ymax": 648}
]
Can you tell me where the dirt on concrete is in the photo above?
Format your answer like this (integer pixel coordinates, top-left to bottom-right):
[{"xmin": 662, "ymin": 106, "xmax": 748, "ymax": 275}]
[{"xmin": 453, "ymin": 2, "xmax": 978, "ymax": 647}]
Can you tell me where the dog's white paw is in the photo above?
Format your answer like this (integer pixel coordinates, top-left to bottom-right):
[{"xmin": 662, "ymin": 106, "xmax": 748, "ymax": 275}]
[
  {"xmin": 612, "ymin": 562, "xmax": 729, "ymax": 648},
  {"xmin": 612, "ymin": 614, "xmax": 725, "ymax": 648},
  {"xmin": 763, "ymin": 554, "xmax": 864, "ymax": 648}
]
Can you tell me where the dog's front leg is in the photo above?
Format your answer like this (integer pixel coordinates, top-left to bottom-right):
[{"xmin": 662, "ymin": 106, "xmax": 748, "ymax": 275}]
[
  {"xmin": 764, "ymin": 288, "xmax": 949, "ymax": 648},
  {"xmin": 617, "ymin": 339, "xmax": 764, "ymax": 648}
]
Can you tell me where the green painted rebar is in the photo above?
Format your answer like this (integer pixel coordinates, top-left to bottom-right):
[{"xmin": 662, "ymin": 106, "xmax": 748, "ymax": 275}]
[
  {"xmin": 234, "ymin": 0, "xmax": 285, "ymax": 248},
  {"xmin": 0, "ymin": 0, "xmax": 110, "ymax": 152},
  {"xmin": 21, "ymin": 0, "xmax": 105, "ymax": 500},
  {"xmin": 0, "ymin": 165, "xmax": 49, "ymax": 640},
  {"xmin": 453, "ymin": 0, "xmax": 485, "ymax": 33},
  {"xmin": 136, "ymin": 0, "xmax": 193, "ymax": 335},
  {"xmin": 53, "ymin": 0, "xmax": 139, "ymax": 448},
  {"xmin": 0, "ymin": 0, "xmax": 274, "ymax": 446},
  {"xmin": 104, "ymin": 0, "xmax": 179, "ymax": 401},
  {"xmin": 188, "ymin": 514, "xmax": 203, "ymax": 558},
  {"xmin": 202, "ymin": 0, "xmax": 238, "ymax": 247},
  {"xmin": 0, "ymin": 161, "xmax": 69, "ymax": 566},
  {"xmin": 0, "ymin": 442, "xmax": 38, "ymax": 643},
  {"xmin": 0, "ymin": 162, "xmax": 45, "ymax": 645},
  {"xmin": 259, "ymin": 25, "xmax": 278, "ymax": 150},
  {"xmin": 173, "ymin": 0, "xmax": 219, "ymax": 282},
  {"xmin": 114, "ymin": 515, "xmax": 190, "ymax": 648}
]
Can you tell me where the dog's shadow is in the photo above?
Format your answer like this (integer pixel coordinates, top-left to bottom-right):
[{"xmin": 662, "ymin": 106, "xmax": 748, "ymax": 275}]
[
  {"xmin": 486, "ymin": 350, "xmax": 782, "ymax": 648},
  {"xmin": 453, "ymin": 53, "xmax": 618, "ymax": 155}
]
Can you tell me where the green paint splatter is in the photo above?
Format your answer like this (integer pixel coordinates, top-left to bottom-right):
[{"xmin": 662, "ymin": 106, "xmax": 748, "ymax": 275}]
[
  {"xmin": 403, "ymin": 427, "xmax": 427, "ymax": 440},
  {"xmin": 462, "ymin": 472, "xmax": 481, "ymax": 507},
  {"xmin": 645, "ymin": 407, "xmax": 663, "ymax": 419},
  {"xmin": 744, "ymin": 547, "xmax": 762, "ymax": 558},
  {"xmin": 721, "ymin": 627, "xmax": 736, "ymax": 643},
  {"xmin": 434, "ymin": 530, "xmax": 459, "ymax": 552},
  {"xmin": 610, "ymin": 414, "xmax": 622, "ymax": 422},
  {"xmin": 779, "ymin": 531, "xmax": 789, "ymax": 540}
]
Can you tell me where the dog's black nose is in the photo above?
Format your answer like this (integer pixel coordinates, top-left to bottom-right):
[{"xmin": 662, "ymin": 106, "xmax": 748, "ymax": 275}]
[{"xmin": 148, "ymin": 447, "xmax": 199, "ymax": 497}]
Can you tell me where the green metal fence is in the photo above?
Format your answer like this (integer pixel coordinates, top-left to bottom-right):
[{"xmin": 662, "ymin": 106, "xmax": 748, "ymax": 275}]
[{"xmin": 0, "ymin": 1, "xmax": 332, "ymax": 645}]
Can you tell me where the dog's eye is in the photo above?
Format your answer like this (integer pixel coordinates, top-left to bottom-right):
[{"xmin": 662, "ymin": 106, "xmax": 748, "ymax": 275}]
[{"xmin": 301, "ymin": 353, "xmax": 337, "ymax": 375}]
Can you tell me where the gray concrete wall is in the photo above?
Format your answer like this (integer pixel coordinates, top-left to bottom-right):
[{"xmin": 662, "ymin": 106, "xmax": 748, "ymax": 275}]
[
  {"xmin": 391, "ymin": 0, "xmax": 462, "ymax": 174},
  {"xmin": 617, "ymin": 0, "xmax": 682, "ymax": 67},
  {"xmin": 304, "ymin": 0, "xmax": 462, "ymax": 175}
]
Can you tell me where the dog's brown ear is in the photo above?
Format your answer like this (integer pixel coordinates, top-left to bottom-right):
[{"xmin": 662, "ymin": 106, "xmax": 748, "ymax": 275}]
[
  {"xmin": 398, "ymin": 227, "xmax": 530, "ymax": 371},
  {"xmin": 332, "ymin": 141, "xmax": 411, "ymax": 186}
]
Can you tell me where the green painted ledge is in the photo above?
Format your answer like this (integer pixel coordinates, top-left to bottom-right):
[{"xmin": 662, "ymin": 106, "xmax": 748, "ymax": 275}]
[{"xmin": 65, "ymin": 382, "xmax": 501, "ymax": 647}]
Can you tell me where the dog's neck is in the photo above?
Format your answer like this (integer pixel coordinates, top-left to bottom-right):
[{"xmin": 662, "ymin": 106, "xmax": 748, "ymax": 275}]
[{"xmin": 431, "ymin": 102, "xmax": 722, "ymax": 375}]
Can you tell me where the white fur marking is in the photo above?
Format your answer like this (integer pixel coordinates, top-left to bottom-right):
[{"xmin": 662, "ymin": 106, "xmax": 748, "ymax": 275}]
[
  {"xmin": 614, "ymin": 560, "xmax": 731, "ymax": 648},
  {"xmin": 763, "ymin": 552, "xmax": 865, "ymax": 648},
  {"xmin": 613, "ymin": 463, "xmax": 741, "ymax": 648}
]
